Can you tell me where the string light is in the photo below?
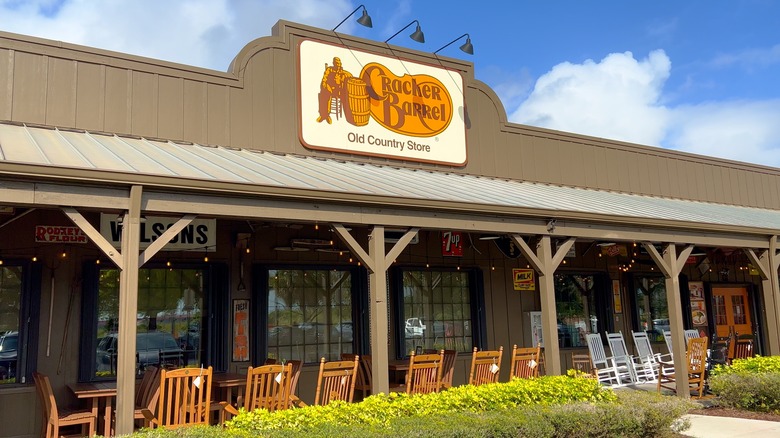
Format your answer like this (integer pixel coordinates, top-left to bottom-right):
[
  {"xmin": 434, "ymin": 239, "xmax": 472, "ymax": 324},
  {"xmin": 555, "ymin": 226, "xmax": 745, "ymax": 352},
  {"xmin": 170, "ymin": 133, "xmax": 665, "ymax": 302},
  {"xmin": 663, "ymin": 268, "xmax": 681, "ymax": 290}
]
[
  {"xmin": 61, "ymin": 251, "xmax": 67, "ymax": 258},
  {"xmin": 315, "ymin": 223, "xmax": 319, "ymax": 230},
  {"xmin": 32, "ymin": 256, "xmax": 37, "ymax": 262},
  {"xmin": 246, "ymin": 247, "xmax": 251, "ymax": 254},
  {"xmin": 166, "ymin": 260, "xmax": 171, "ymax": 267},
  {"xmin": 95, "ymin": 259, "xmax": 101, "ymax": 265}
]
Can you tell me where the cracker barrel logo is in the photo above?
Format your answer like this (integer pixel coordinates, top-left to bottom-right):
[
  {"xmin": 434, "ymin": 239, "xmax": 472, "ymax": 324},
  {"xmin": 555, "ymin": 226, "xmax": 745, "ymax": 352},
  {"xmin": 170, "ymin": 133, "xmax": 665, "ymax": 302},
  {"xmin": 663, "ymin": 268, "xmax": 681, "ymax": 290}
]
[{"xmin": 315, "ymin": 57, "xmax": 452, "ymax": 137}]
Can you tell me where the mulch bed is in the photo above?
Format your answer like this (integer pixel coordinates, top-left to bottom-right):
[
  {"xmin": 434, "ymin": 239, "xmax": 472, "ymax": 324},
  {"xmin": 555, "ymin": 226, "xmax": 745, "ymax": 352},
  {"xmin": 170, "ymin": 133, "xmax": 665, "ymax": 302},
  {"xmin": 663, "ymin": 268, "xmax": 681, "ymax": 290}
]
[{"xmin": 689, "ymin": 406, "xmax": 780, "ymax": 422}]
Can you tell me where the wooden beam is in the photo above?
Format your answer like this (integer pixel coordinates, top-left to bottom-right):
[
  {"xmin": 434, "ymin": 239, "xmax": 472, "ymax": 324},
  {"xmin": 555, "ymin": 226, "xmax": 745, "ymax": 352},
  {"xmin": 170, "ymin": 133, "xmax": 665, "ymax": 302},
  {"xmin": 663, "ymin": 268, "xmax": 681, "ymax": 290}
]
[
  {"xmin": 61, "ymin": 207, "xmax": 124, "ymax": 269},
  {"xmin": 332, "ymin": 224, "xmax": 374, "ymax": 273},
  {"xmin": 138, "ymin": 215, "xmax": 196, "ymax": 266},
  {"xmin": 746, "ymin": 248, "xmax": 780, "ymax": 354},
  {"xmin": 368, "ymin": 226, "xmax": 390, "ymax": 395},
  {"xmin": 385, "ymin": 228, "xmax": 419, "ymax": 266}
]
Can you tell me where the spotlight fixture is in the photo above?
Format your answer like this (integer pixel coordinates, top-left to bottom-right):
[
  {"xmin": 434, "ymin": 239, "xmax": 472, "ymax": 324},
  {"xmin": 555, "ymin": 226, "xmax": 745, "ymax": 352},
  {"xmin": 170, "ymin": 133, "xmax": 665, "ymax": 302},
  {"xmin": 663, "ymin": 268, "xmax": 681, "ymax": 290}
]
[
  {"xmin": 478, "ymin": 234, "xmax": 502, "ymax": 241},
  {"xmin": 333, "ymin": 4, "xmax": 373, "ymax": 31},
  {"xmin": 434, "ymin": 33, "xmax": 474, "ymax": 55},
  {"xmin": 385, "ymin": 20, "xmax": 425, "ymax": 44}
]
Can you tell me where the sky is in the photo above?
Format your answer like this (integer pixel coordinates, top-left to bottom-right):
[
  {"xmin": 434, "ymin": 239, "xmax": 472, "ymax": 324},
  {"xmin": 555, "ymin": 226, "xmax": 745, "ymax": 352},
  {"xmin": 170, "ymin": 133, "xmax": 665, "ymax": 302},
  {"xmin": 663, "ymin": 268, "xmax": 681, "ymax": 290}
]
[{"xmin": 2, "ymin": 0, "xmax": 780, "ymax": 168}]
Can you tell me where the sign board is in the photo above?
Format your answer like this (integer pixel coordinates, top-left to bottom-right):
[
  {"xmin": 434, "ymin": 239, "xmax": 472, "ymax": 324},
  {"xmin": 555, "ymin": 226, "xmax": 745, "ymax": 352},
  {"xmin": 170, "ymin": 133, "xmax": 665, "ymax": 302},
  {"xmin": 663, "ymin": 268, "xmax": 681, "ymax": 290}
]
[
  {"xmin": 529, "ymin": 311, "xmax": 544, "ymax": 348},
  {"xmin": 35, "ymin": 225, "xmax": 88, "ymax": 243},
  {"xmin": 689, "ymin": 281, "xmax": 708, "ymax": 326},
  {"xmin": 232, "ymin": 300, "xmax": 250, "ymax": 362},
  {"xmin": 99, "ymin": 214, "xmax": 217, "ymax": 251},
  {"xmin": 441, "ymin": 231, "xmax": 463, "ymax": 256},
  {"xmin": 612, "ymin": 280, "xmax": 623, "ymax": 314},
  {"xmin": 298, "ymin": 39, "xmax": 467, "ymax": 165},
  {"xmin": 512, "ymin": 269, "xmax": 535, "ymax": 291}
]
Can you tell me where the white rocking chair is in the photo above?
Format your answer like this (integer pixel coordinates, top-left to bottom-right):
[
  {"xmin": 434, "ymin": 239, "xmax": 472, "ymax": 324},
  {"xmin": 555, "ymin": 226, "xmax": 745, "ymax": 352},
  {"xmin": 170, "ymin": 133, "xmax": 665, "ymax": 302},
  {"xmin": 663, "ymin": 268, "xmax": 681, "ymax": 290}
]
[
  {"xmin": 605, "ymin": 332, "xmax": 639, "ymax": 383},
  {"xmin": 585, "ymin": 333, "xmax": 631, "ymax": 386}
]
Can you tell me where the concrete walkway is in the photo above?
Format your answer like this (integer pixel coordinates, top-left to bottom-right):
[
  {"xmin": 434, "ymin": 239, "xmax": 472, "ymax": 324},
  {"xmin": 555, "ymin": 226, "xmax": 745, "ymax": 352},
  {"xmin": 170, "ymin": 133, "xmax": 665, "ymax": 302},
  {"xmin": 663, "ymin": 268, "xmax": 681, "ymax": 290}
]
[{"xmin": 683, "ymin": 414, "xmax": 780, "ymax": 437}]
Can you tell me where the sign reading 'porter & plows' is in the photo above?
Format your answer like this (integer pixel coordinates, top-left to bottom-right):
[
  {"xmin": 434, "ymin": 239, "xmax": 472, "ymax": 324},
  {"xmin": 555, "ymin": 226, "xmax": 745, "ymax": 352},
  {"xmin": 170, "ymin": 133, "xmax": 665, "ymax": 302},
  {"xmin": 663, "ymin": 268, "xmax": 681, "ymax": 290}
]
[{"xmin": 298, "ymin": 39, "xmax": 467, "ymax": 166}]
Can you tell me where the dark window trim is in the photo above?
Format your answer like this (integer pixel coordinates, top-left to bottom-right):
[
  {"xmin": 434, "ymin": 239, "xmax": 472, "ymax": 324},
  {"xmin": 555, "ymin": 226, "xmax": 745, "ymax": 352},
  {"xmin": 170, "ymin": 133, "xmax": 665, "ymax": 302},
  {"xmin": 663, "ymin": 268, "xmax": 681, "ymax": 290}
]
[
  {"xmin": 390, "ymin": 266, "xmax": 485, "ymax": 360},
  {"xmin": 79, "ymin": 262, "xmax": 227, "ymax": 382},
  {"xmin": 553, "ymin": 271, "xmax": 612, "ymax": 346},
  {"xmin": 0, "ymin": 259, "xmax": 41, "ymax": 386},
  {"xmin": 253, "ymin": 263, "xmax": 367, "ymax": 366}
]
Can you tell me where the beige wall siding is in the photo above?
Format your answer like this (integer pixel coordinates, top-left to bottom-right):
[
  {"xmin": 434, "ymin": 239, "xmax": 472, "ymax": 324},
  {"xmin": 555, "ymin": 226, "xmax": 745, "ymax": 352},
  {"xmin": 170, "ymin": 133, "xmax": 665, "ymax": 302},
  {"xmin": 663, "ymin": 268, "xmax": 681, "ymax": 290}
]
[{"xmin": 2, "ymin": 28, "xmax": 780, "ymax": 209}]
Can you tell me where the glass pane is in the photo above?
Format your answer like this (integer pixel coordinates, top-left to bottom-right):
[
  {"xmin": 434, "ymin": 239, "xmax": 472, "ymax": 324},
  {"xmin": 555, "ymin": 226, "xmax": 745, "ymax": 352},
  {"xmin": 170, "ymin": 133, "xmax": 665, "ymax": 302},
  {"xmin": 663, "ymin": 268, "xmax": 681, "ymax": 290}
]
[
  {"xmin": 400, "ymin": 270, "xmax": 472, "ymax": 354},
  {"xmin": 0, "ymin": 266, "xmax": 22, "ymax": 384},
  {"xmin": 266, "ymin": 269, "xmax": 353, "ymax": 363},
  {"xmin": 713, "ymin": 296, "xmax": 727, "ymax": 325},
  {"xmin": 554, "ymin": 274, "xmax": 597, "ymax": 348},
  {"xmin": 634, "ymin": 277, "xmax": 668, "ymax": 342},
  {"xmin": 95, "ymin": 268, "xmax": 205, "ymax": 379},
  {"xmin": 731, "ymin": 295, "xmax": 746, "ymax": 324}
]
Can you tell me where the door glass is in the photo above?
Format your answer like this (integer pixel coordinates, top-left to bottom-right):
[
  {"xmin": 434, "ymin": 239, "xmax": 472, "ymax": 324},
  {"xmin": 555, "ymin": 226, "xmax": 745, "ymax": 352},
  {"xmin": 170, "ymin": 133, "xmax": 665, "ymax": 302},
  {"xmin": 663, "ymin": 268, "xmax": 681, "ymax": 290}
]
[
  {"xmin": 731, "ymin": 295, "xmax": 746, "ymax": 325},
  {"xmin": 713, "ymin": 295, "xmax": 727, "ymax": 325}
]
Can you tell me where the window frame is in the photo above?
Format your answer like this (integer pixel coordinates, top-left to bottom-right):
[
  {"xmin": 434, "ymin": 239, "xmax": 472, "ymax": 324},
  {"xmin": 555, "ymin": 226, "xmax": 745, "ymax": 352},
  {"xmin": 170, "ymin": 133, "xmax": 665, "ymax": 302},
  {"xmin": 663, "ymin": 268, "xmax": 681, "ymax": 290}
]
[
  {"xmin": 391, "ymin": 266, "xmax": 485, "ymax": 359},
  {"xmin": 254, "ymin": 264, "xmax": 367, "ymax": 365},
  {"xmin": 0, "ymin": 260, "xmax": 41, "ymax": 386},
  {"xmin": 553, "ymin": 271, "xmax": 612, "ymax": 347},
  {"xmin": 79, "ymin": 261, "xmax": 228, "ymax": 382}
]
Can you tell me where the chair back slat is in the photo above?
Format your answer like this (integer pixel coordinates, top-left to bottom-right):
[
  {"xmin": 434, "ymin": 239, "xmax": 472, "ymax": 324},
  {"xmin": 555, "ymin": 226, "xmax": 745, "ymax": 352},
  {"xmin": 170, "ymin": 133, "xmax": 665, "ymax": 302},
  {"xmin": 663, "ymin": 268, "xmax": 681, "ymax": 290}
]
[
  {"xmin": 314, "ymin": 356, "xmax": 359, "ymax": 405},
  {"xmin": 732, "ymin": 335, "xmax": 755, "ymax": 362},
  {"xmin": 440, "ymin": 350, "xmax": 457, "ymax": 388},
  {"xmin": 156, "ymin": 366, "xmax": 212, "ymax": 429},
  {"xmin": 631, "ymin": 332, "xmax": 654, "ymax": 359},
  {"xmin": 342, "ymin": 354, "xmax": 373, "ymax": 397},
  {"xmin": 136, "ymin": 366, "xmax": 160, "ymax": 408},
  {"xmin": 406, "ymin": 351, "xmax": 444, "ymax": 394},
  {"xmin": 570, "ymin": 353, "xmax": 594, "ymax": 374},
  {"xmin": 684, "ymin": 329, "xmax": 701, "ymax": 342},
  {"xmin": 510, "ymin": 344, "xmax": 541, "ymax": 379},
  {"xmin": 586, "ymin": 334, "xmax": 608, "ymax": 367},
  {"xmin": 606, "ymin": 332, "xmax": 630, "ymax": 358},
  {"xmin": 243, "ymin": 363, "xmax": 292, "ymax": 412},
  {"xmin": 687, "ymin": 337, "xmax": 708, "ymax": 374},
  {"xmin": 287, "ymin": 360, "xmax": 303, "ymax": 396},
  {"xmin": 468, "ymin": 346, "xmax": 503, "ymax": 386},
  {"xmin": 662, "ymin": 330, "xmax": 673, "ymax": 355}
]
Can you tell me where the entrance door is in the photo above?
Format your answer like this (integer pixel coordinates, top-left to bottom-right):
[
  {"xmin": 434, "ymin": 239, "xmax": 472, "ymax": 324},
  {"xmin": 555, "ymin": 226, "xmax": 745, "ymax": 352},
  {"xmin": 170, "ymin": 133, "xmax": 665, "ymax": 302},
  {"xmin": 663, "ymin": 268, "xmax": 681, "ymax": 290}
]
[{"xmin": 711, "ymin": 286, "xmax": 752, "ymax": 339}]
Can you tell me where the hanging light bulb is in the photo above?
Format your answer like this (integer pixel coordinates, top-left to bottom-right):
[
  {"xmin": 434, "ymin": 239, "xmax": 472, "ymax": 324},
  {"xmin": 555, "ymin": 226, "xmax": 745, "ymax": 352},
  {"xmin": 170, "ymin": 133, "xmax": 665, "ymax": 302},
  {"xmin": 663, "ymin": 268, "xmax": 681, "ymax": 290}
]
[
  {"xmin": 32, "ymin": 256, "xmax": 38, "ymax": 262},
  {"xmin": 315, "ymin": 223, "xmax": 319, "ymax": 230},
  {"xmin": 166, "ymin": 260, "xmax": 171, "ymax": 267},
  {"xmin": 426, "ymin": 262, "xmax": 430, "ymax": 268},
  {"xmin": 349, "ymin": 257, "xmax": 353, "ymax": 263},
  {"xmin": 246, "ymin": 247, "xmax": 251, "ymax": 254},
  {"xmin": 491, "ymin": 265, "xmax": 495, "ymax": 271},
  {"xmin": 204, "ymin": 255, "xmax": 209, "ymax": 262},
  {"xmin": 61, "ymin": 251, "xmax": 67, "ymax": 258},
  {"xmin": 95, "ymin": 259, "xmax": 100, "ymax": 265}
]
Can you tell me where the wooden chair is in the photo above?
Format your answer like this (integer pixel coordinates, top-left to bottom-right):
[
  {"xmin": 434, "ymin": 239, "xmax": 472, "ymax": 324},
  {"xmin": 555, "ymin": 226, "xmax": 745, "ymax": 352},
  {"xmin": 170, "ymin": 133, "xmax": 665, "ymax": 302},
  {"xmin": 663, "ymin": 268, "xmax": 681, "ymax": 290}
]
[
  {"xmin": 236, "ymin": 363, "xmax": 292, "ymax": 413},
  {"xmin": 468, "ymin": 346, "xmax": 503, "ymax": 386},
  {"xmin": 33, "ymin": 371, "xmax": 97, "ymax": 438},
  {"xmin": 133, "ymin": 366, "xmax": 160, "ymax": 428},
  {"xmin": 510, "ymin": 344, "xmax": 541, "ymax": 379},
  {"xmin": 571, "ymin": 353, "xmax": 595, "ymax": 374},
  {"xmin": 731, "ymin": 335, "xmax": 755, "ymax": 363},
  {"xmin": 142, "ymin": 366, "xmax": 225, "ymax": 429},
  {"xmin": 439, "ymin": 350, "xmax": 457, "ymax": 389},
  {"xmin": 313, "ymin": 356, "xmax": 359, "ymax": 405},
  {"xmin": 406, "ymin": 350, "xmax": 444, "ymax": 394},
  {"xmin": 342, "ymin": 354, "xmax": 373, "ymax": 399},
  {"xmin": 286, "ymin": 360, "xmax": 305, "ymax": 407},
  {"xmin": 657, "ymin": 337, "xmax": 708, "ymax": 399}
]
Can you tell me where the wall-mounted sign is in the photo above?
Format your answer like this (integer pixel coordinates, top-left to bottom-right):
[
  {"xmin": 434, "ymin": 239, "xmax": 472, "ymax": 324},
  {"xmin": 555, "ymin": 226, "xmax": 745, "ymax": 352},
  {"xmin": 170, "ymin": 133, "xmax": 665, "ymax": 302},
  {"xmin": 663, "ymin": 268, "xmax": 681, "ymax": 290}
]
[
  {"xmin": 99, "ymin": 214, "xmax": 217, "ymax": 251},
  {"xmin": 232, "ymin": 299, "xmax": 250, "ymax": 362},
  {"xmin": 612, "ymin": 280, "xmax": 623, "ymax": 314},
  {"xmin": 602, "ymin": 245, "xmax": 627, "ymax": 257},
  {"xmin": 689, "ymin": 281, "xmax": 708, "ymax": 326},
  {"xmin": 298, "ymin": 39, "xmax": 467, "ymax": 166},
  {"xmin": 35, "ymin": 225, "xmax": 88, "ymax": 243},
  {"xmin": 441, "ymin": 231, "xmax": 463, "ymax": 256},
  {"xmin": 513, "ymin": 269, "xmax": 535, "ymax": 291}
]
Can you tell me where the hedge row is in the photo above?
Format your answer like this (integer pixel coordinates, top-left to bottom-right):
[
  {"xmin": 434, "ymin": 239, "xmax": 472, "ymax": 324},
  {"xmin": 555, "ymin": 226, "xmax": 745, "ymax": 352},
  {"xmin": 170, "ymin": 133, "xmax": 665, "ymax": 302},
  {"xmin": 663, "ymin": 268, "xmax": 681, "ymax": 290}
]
[
  {"xmin": 129, "ymin": 391, "xmax": 692, "ymax": 438},
  {"xmin": 709, "ymin": 355, "xmax": 780, "ymax": 413}
]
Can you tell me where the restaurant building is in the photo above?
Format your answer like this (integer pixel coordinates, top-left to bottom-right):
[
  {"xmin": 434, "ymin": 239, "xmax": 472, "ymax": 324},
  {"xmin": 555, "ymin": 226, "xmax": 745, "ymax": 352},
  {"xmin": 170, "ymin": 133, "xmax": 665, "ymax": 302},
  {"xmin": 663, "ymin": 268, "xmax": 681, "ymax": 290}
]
[{"xmin": 1, "ymin": 20, "xmax": 779, "ymax": 437}]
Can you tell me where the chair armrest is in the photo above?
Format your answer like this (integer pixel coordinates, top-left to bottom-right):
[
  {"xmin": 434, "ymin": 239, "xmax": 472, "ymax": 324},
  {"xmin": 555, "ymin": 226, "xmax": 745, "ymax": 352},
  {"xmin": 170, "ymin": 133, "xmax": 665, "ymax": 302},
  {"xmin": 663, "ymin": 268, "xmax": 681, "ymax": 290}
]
[
  {"xmin": 289, "ymin": 394, "xmax": 307, "ymax": 408},
  {"xmin": 139, "ymin": 408, "xmax": 158, "ymax": 425}
]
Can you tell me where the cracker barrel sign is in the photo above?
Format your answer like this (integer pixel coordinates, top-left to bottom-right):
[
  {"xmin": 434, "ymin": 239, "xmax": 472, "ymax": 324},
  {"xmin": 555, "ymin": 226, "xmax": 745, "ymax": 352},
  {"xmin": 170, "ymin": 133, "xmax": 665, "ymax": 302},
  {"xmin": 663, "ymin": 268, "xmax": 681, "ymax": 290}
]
[
  {"xmin": 299, "ymin": 39, "xmax": 467, "ymax": 165},
  {"xmin": 513, "ymin": 269, "xmax": 536, "ymax": 291}
]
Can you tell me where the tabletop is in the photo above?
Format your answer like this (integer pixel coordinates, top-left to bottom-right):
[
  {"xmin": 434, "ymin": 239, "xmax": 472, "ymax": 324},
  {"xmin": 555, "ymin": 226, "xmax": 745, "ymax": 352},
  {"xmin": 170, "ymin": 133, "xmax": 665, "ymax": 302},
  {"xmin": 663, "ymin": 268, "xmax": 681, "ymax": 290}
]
[
  {"xmin": 68, "ymin": 381, "xmax": 117, "ymax": 398},
  {"xmin": 212, "ymin": 372, "xmax": 245, "ymax": 388},
  {"xmin": 388, "ymin": 360, "xmax": 410, "ymax": 371}
]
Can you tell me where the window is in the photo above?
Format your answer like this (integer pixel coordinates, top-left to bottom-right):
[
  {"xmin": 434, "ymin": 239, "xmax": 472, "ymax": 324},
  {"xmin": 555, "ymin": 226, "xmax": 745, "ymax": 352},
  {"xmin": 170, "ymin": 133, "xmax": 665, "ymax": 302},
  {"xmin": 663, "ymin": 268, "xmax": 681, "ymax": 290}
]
[
  {"xmin": 85, "ymin": 267, "xmax": 208, "ymax": 379},
  {"xmin": 0, "ymin": 262, "xmax": 40, "ymax": 385},
  {"xmin": 554, "ymin": 273, "xmax": 609, "ymax": 348},
  {"xmin": 633, "ymin": 276, "xmax": 668, "ymax": 342},
  {"xmin": 395, "ymin": 269, "xmax": 478, "ymax": 355},
  {"xmin": 264, "ymin": 268, "xmax": 356, "ymax": 364}
]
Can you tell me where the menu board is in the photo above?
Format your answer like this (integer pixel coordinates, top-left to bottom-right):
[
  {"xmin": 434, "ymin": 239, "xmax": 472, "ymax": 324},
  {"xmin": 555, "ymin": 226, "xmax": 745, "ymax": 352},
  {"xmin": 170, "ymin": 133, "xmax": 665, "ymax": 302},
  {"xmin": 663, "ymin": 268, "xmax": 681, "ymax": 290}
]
[{"xmin": 689, "ymin": 282, "xmax": 708, "ymax": 326}]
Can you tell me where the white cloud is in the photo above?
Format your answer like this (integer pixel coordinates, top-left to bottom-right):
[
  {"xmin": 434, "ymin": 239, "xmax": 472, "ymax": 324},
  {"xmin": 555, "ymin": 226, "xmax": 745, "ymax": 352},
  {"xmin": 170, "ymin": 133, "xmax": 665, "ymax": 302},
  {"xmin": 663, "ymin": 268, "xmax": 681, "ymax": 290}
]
[
  {"xmin": 0, "ymin": 0, "xmax": 353, "ymax": 70},
  {"xmin": 507, "ymin": 50, "xmax": 780, "ymax": 168},
  {"xmin": 667, "ymin": 100, "xmax": 780, "ymax": 167},
  {"xmin": 509, "ymin": 50, "xmax": 672, "ymax": 147}
]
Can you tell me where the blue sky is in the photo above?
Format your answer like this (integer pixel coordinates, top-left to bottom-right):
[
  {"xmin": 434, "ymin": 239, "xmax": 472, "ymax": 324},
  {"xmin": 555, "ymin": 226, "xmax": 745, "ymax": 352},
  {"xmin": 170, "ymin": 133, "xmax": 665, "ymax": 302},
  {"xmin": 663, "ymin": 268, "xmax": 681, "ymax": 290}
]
[{"xmin": 2, "ymin": 0, "xmax": 779, "ymax": 167}]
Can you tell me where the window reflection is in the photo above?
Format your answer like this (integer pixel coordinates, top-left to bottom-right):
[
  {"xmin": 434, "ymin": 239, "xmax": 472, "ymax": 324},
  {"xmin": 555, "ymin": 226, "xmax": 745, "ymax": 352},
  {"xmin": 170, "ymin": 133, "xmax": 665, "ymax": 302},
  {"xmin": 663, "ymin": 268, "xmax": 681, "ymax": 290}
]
[
  {"xmin": 634, "ymin": 277, "xmax": 668, "ymax": 342},
  {"xmin": 266, "ymin": 269, "xmax": 353, "ymax": 363},
  {"xmin": 400, "ymin": 270, "xmax": 473, "ymax": 354},
  {"xmin": 554, "ymin": 274, "xmax": 598, "ymax": 348},
  {"xmin": 0, "ymin": 266, "xmax": 22, "ymax": 384},
  {"xmin": 95, "ymin": 268, "xmax": 205, "ymax": 378}
]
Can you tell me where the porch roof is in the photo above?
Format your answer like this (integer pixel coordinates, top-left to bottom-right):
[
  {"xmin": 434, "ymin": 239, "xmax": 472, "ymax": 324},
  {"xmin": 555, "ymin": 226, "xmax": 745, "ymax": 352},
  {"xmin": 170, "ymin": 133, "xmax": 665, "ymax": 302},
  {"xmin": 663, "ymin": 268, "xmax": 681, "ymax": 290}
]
[{"xmin": 1, "ymin": 122, "xmax": 778, "ymax": 234}]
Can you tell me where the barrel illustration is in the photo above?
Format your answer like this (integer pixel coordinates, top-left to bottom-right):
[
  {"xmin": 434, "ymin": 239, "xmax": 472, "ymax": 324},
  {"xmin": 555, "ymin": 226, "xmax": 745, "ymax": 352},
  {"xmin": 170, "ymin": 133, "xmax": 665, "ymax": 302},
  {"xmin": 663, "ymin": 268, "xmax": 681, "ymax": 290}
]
[{"xmin": 346, "ymin": 78, "xmax": 370, "ymax": 126}]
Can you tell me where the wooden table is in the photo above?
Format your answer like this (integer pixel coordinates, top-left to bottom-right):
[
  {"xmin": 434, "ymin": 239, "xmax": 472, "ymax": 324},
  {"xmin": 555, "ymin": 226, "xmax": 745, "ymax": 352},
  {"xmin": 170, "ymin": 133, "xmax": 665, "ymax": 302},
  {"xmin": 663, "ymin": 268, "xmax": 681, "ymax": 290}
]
[
  {"xmin": 69, "ymin": 381, "xmax": 116, "ymax": 437},
  {"xmin": 212, "ymin": 372, "xmax": 245, "ymax": 406},
  {"xmin": 388, "ymin": 360, "xmax": 410, "ymax": 389}
]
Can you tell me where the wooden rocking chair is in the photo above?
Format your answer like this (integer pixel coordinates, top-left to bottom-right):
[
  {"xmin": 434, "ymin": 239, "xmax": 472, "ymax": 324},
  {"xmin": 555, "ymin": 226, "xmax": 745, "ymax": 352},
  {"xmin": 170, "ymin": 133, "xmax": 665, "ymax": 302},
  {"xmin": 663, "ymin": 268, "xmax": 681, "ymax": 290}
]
[
  {"xmin": 657, "ymin": 337, "xmax": 708, "ymax": 399},
  {"xmin": 313, "ymin": 356, "xmax": 359, "ymax": 405},
  {"xmin": 468, "ymin": 346, "xmax": 503, "ymax": 386},
  {"xmin": 33, "ymin": 371, "xmax": 97, "ymax": 438},
  {"xmin": 510, "ymin": 344, "xmax": 541, "ymax": 379},
  {"xmin": 406, "ymin": 350, "xmax": 444, "ymax": 394}
]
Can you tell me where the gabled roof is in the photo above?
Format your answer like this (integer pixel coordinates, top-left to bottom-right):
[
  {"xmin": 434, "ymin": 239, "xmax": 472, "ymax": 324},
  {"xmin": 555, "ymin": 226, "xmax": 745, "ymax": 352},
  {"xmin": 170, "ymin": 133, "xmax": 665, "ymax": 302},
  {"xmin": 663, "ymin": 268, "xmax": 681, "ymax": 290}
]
[{"xmin": 1, "ymin": 122, "xmax": 778, "ymax": 233}]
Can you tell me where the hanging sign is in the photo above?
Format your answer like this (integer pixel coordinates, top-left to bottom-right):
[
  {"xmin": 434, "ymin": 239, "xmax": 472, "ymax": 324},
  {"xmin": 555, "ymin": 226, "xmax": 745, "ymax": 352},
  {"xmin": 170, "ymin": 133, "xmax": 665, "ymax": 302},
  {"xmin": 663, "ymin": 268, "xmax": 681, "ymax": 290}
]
[
  {"xmin": 612, "ymin": 280, "xmax": 623, "ymax": 314},
  {"xmin": 232, "ymin": 299, "xmax": 250, "ymax": 362},
  {"xmin": 298, "ymin": 39, "xmax": 467, "ymax": 166},
  {"xmin": 35, "ymin": 225, "xmax": 89, "ymax": 243},
  {"xmin": 441, "ymin": 231, "xmax": 463, "ymax": 256},
  {"xmin": 100, "ymin": 214, "xmax": 216, "ymax": 251},
  {"xmin": 513, "ymin": 269, "xmax": 535, "ymax": 291}
]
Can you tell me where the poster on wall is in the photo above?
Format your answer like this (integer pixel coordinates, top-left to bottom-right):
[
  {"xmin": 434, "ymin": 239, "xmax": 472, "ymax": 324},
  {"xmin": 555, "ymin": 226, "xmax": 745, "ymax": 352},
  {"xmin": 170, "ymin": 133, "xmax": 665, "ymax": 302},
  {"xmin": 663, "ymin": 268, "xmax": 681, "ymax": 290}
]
[
  {"xmin": 689, "ymin": 281, "xmax": 708, "ymax": 326},
  {"xmin": 232, "ymin": 300, "xmax": 250, "ymax": 362},
  {"xmin": 529, "ymin": 311, "xmax": 544, "ymax": 348},
  {"xmin": 441, "ymin": 231, "xmax": 463, "ymax": 256},
  {"xmin": 612, "ymin": 280, "xmax": 623, "ymax": 313},
  {"xmin": 298, "ymin": 39, "xmax": 467, "ymax": 166}
]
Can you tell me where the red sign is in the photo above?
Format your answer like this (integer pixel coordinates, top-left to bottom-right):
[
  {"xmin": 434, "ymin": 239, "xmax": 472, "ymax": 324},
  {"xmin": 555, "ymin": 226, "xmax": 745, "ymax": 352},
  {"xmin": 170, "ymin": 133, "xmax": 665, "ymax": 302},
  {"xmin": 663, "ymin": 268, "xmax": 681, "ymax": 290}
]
[
  {"xmin": 441, "ymin": 231, "xmax": 463, "ymax": 256},
  {"xmin": 35, "ymin": 226, "xmax": 88, "ymax": 243}
]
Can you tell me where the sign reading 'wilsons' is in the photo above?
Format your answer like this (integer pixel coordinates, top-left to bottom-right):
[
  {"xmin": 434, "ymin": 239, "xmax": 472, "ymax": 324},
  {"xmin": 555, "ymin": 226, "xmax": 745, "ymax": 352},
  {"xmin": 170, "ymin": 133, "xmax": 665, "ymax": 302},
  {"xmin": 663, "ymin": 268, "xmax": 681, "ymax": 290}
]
[{"xmin": 298, "ymin": 39, "xmax": 467, "ymax": 166}]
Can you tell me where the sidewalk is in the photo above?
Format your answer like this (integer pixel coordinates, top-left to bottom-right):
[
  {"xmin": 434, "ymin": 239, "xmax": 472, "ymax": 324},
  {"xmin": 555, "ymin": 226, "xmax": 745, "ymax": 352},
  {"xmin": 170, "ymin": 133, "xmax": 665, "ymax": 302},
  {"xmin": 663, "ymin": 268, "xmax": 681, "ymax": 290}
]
[{"xmin": 683, "ymin": 414, "xmax": 780, "ymax": 437}]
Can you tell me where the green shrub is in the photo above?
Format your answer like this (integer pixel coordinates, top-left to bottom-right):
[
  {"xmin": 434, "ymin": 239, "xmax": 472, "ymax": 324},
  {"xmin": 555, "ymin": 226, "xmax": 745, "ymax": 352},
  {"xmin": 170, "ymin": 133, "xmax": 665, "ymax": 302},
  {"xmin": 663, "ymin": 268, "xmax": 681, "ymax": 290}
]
[
  {"xmin": 709, "ymin": 372, "xmax": 780, "ymax": 413},
  {"xmin": 128, "ymin": 390, "xmax": 691, "ymax": 438},
  {"xmin": 226, "ymin": 374, "xmax": 616, "ymax": 434},
  {"xmin": 709, "ymin": 355, "xmax": 780, "ymax": 377}
]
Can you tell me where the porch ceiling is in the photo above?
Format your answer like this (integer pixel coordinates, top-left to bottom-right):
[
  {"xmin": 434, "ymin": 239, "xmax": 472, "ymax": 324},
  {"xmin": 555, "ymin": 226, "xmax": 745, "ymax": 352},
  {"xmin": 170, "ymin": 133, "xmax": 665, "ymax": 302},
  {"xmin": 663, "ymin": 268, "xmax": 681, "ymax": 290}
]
[{"xmin": 1, "ymin": 122, "xmax": 779, "ymax": 235}]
